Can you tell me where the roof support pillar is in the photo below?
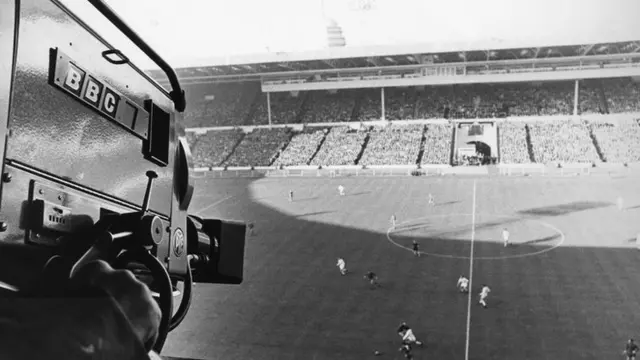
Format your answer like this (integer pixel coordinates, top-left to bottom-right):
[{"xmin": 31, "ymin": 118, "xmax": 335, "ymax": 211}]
[
  {"xmin": 573, "ymin": 80, "xmax": 579, "ymax": 116},
  {"xmin": 267, "ymin": 92, "xmax": 272, "ymax": 126},
  {"xmin": 381, "ymin": 87, "xmax": 386, "ymax": 121}
]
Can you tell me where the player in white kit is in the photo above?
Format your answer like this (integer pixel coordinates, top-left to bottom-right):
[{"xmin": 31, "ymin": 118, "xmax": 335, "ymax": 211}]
[
  {"xmin": 428, "ymin": 193, "xmax": 435, "ymax": 205},
  {"xmin": 390, "ymin": 214, "xmax": 397, "ymax": 229},
  {"xmin": 338, "ymin": 185, "xmax": 345, "ymax": 196},
  {"xmin": 397, "ymin": 323, "xmax": 424, "ymax": 347},
  {"xmin": 478, "ymin": 285, "xmax": 491, "ymax": 308},
  {"xmin": 457, "ymin": 275, "xmax": 469, "ymax": 293},
  {"xmin": 502, "ymin": 228, "xmax": 510, "ymax": 247},
  {"xmin": 336, "ymin": 258, "xmax": 347, "ymax": 275}
]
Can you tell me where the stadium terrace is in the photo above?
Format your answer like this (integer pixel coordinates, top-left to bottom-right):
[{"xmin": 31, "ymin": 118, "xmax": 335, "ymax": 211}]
[{"xmin": 147, "ymin": 40, "xmax": 640, "ymax": 174}]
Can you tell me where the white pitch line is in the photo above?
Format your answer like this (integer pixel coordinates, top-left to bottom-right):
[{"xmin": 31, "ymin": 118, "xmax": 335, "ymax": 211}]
[
  {"xmin": 193, "ymin": 195, "xmax": 234, "ymax": 216},
  {"xmin": 385, "ymin": 213, "xmax": 565, "ymax": 261},
  {"xmin": 465, "ymin": 179, "xmax": 477, "ymax": 360}
]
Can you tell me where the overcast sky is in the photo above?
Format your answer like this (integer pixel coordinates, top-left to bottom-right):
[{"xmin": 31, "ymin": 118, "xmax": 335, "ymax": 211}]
[{"xmin": 60, "ymin": 0, "xmax": 640, "ymax": 69}]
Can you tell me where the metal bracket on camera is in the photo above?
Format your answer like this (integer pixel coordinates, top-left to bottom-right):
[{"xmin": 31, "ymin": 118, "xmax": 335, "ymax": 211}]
[{"xmin": 25, "ymin": 182, "xmax": 104, "ymax": 247}]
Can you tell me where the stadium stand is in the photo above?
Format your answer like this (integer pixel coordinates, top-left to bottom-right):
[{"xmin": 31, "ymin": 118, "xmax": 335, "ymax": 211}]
[
  {"xmin": 590, "ymin": 117, "xmax": 640, "ymax": 163},
  {"xmin": 310, "ymin": 127, "xmax": 367, "ymax": 166},
  {"xmin": 274, "ymin": 128, "xmax": 328, "ymax": 166},
  {"xmin": 450, "ymin": 84, "xmax": 502, "ymax": 119},
  {"xmin": 603, "ymin": 78, "xmax": 640, "ymax": 113},
  {"xmin": 356, "ymin": 89, "xmax": 382, "ymax": 121},
  {"xmin": 251, "ymin": 92, "xmax": 303, "ymax": 125},
  {"xmin": 183, "ymin": 83, "xmax": 257, "ymax": 127},
  {"xmin": 359, "ymin": 124, "xmax": 423, "ymax": 165},
  {"xmin": 498, "ymin": 122, "xmax": 531, "ymax": 164},
  {"xmin": 301, "ymin": 90, "xmax": 356, "ymax": 123},
  {"xmin": 190, "ymin": 129, "xmax": 244, "ymax": 168},
  {"xmin": 385, "ymin": 88, "xmax": 417, "ymax": 120},
  {"xmin": 527, "ymin": 120, "xmax": 600, "ymax": 164},
  {"xmin": 578, "ymin": 80, "xmax": 605, "ymax": 115},
  {"xmin": 420, "ymin": 124, "xmax": 453, "ymax": 165},
  {"xmin": 415, "ymin": 87, "xmax": 451, "ymax": 119},
  {"xmin": 224, "ymin": 128, "xmax": 291, "ymax": 167},
  {"xmin": 182, "ymin": 79, "xmax": 640, "ymax": 129},
  {"xmin": 183, "ymin": 77, "xmax": 640, "ymax": 169}
]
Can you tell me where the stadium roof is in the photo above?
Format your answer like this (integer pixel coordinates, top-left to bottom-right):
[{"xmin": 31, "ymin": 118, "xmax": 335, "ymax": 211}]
[{"xmin": 148, "ymin": 38, "xmax": 640, "ymax": 81}]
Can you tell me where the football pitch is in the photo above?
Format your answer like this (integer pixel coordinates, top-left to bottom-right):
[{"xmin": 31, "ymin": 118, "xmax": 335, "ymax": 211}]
[{"xmin": 163, "ymin": 174, "xmax": 640, "ymax": 360}]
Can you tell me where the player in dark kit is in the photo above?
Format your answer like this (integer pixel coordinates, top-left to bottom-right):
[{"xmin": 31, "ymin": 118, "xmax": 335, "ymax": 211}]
[
  {"xmin": 412, "ymin": 240, "xmax": 420, "ymax": 257},
  {"xmin": 398, "ymin": 341, "xmax": 413, "ymax": 360},
  {"xmin": 364, "ymin": 271, "xmax": 380, "ymax": 288},
  {"xmin": 623, "ymin": 339, "xmax": 639, "ymax": 360},
  {"xmin": 397, "ymin": 322, "xmax": 410, "ymax": 334},
  {"xmin": 288, "ymin": 189, "xmax": 293, "ymax": 202}
]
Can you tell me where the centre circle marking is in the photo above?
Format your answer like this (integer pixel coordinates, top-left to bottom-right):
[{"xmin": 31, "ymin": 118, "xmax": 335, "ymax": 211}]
[{"xmin": 386, "ymin": 213, "xmax": 565, "ymax": 260}]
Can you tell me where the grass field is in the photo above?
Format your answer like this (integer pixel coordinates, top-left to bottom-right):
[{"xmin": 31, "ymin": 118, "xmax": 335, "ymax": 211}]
[{"xmin": 162, "ymin": 174, "xmax": 640, "ymax": 360}]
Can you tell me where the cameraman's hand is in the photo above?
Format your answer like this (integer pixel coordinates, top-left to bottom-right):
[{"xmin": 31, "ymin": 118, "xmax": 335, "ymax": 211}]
[{"xmin": 71, "ymin": 260, "xmax": 162, "ymax": 347}]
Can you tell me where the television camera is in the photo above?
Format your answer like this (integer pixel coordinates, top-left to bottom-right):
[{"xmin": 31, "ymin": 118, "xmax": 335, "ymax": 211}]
[{"xmin": 0, "ymin": 0, "xmax": 246, "ymax": 357}]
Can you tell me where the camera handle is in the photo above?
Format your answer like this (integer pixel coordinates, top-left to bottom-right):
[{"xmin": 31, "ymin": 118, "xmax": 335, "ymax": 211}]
[{"xmin": 65, "ymin": 171, "xmax": 174, "ymax": 353}]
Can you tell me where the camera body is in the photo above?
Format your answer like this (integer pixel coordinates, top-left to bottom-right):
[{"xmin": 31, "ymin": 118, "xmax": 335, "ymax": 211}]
[{"xmin": 0, "ymin": 0, "xmax": 246, "ymax": 352}]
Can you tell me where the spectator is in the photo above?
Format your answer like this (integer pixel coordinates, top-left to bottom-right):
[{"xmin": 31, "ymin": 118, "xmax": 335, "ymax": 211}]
[
  {"xmin": 499, "ymin": 122, "xmax": 531, "ymax": 163},
  {"xmin": 301, "ymin": 90, "xmax": 356, "ymax": 123},
  {"xmin": 591, "ymin": 116, "xmax": 640, "ymax": 163},
  {"xmin": 225, "ymin": 128, "xmax": 291, "ymax": 167},
  {"xmin": 359, "ymin": 124, "xmax": 423, "ymax": 165},
  {"xmin": 190, "ymin": 129, "xmax": 244, "ymax": 167},
  {"xmin": 310, "ymin": 127, "xmax": 367, "ymax": 166},
  {"xmin": 528, "ymin": 119, "xmax": 599, "ymax": 164},
  {"xmin": 356, "ymin": 90, "xmax": 382, "ymax": 122},
  {"xmin": 385, "ymin": 88, "xmax": 417, "ymax": 120},
  {"xmin": 421, "ymin": 124, "xmax": 453, "ymax": 165},
  {"xmin": 274, "ymin": 128, "xmax": 327, "ymax": 166}
]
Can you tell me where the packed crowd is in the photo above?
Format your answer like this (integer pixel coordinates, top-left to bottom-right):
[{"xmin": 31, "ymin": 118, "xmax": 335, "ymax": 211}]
[
  {"xmin": 527, "ymin": 120, "xmax": 599, "ymax": 164},
  {"xmin": 190, "ymin": 130, "xmax": 244, "ymax": 168},
  {"xmin": 301, "ymin": 91, "xmax": 355, "ymax": 123},
  {"xmin": 420, "ymin": 124, "xmax": 453, "ymax": 165},
  {"xmin": 251, "ymin": 92, "xmax": 302, "ymax": 125},
  {"xmin": 356, "ymin": 90, "xmax": 382, "ymax": 122},
  {"xmin": 309, "ymin": 127, "xmax": 367, "ymax": 166},
  {"xmin": 187, "ymin": 117, "xmax": 640, "ymax": 168},
  {"xmin": 591, "ymin": 118, "xmax": 640, "ymax": 163},
  {"xmin": 273, "ymin": 128, "xmax": 328, "ymax": 166},
  {"xmin": 183, "ymin": 83, "xmax": 255, "ymax": 128},
  {"xmin": 224, "ymin": 128, "xmax": 291, "ymax": 167},
  {"xmin": 498, "ymin": 122, "xmax": 531, "ymax": 163},
  {"xmin": 359, "ymin": 124, "xmax": 424, "ymax": 165},
  {"xmin": 385, "ymin": 88, "xmax": 417, "ymax": 120},
  {"xmin": 578, "ymin": 81, "xmax": 604, "ymax": 115},
  {"xmin": 604, "ymin": 78, "xmax": 640, "ymax": 114},
  {"xmin": 183, "ymin": 78, "xmax": 640, "ymax": 128},
  {"xmin": 415, "ymin": 87, "xmax": 452, "ymax": 119}
]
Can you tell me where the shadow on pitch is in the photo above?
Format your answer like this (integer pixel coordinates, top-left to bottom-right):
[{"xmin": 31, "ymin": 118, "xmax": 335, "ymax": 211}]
[
  {"xmin": 519, "ymin": 233, "xmax": 562, "ymax": 246},
  {"xmin": 176, "ymin": 177, "xmax": 639, "ymax": 360},
  {"xmin": 343, "ymin": 191, "xmax": 371, "ymax": 197},
  {"xmin": 436, "ymin": 201, "xmax": 460, "ymax": 206},
  {"xmin": 518, "ymin": 201, "xmax": 612, "ymax": 217}
]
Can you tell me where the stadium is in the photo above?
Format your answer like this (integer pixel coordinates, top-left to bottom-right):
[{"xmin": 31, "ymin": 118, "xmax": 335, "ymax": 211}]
[{"xmin": 154, "ymin": 37, "xmax": 640, "ymax": 359}]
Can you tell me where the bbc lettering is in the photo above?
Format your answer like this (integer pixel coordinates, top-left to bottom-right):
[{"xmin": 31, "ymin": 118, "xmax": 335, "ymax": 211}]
[{"xmin": 63, "ymin": 62, "xmax": 120, "ymax": 119}]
